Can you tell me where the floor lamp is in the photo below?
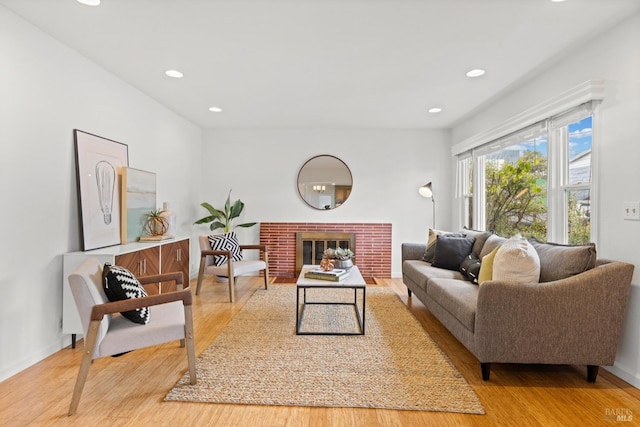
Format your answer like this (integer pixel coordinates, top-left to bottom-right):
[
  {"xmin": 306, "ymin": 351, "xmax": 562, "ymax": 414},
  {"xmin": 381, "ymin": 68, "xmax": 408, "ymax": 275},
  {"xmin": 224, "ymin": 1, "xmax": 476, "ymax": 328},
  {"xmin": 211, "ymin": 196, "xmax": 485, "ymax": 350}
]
[{"xmin": 419, "ymin": 182, "xmax": 435, "ymax": 229}]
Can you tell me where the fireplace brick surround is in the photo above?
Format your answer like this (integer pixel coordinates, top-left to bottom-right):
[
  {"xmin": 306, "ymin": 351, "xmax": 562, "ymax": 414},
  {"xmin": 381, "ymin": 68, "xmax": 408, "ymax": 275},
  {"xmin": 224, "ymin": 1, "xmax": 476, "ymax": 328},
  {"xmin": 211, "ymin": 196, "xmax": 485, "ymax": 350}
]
[{"xmin": 259, "ymin": 222, "xmax": 392, "ymax": 280}]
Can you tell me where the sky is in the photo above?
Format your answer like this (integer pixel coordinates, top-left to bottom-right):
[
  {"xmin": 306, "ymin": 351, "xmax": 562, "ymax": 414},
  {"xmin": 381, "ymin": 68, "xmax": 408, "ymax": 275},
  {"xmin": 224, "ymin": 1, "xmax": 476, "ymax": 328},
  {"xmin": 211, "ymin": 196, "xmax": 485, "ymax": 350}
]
[{"xmin": 568, "ymin": 116, "xmax": 592, "ymax": 159}]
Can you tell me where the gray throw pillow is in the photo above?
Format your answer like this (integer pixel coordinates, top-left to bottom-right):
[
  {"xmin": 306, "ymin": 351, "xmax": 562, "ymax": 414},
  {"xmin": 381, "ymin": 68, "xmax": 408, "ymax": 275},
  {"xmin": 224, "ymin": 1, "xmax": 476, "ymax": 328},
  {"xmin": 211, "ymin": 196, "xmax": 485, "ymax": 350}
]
[
  {"xmin": 528, "ymin": 238, "xmax": 597, "ymax": 282},
  {"xmin": 432, "ymin": 235, "xmax": 476, "ymax": 271},
  {"xmin": 461, "ymin": 227, "xmax": 494, "ymax": 257},
  {"xmin": 480, "ymin": 234, "xmax": 508, "ymax": 259}
]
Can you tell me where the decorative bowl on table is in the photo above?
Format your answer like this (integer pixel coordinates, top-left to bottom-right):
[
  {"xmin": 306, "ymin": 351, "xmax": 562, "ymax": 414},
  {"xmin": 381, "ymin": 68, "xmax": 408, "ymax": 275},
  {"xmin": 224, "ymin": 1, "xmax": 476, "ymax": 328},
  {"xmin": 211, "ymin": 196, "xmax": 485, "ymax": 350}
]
[{"xmin": 322, "ymin": 248, "xmax": 355, "ymax": 270}]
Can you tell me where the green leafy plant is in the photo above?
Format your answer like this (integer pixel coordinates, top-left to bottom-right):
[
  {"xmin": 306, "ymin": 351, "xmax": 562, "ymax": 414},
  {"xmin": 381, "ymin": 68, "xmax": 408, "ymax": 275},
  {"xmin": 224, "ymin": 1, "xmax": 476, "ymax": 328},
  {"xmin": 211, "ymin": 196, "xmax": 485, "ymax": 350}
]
[
  {"xmin": 194, "ymin": 190, "xmax": 256, "ymax": 233},
  {"xmin": 323, "ymin": 247, "xmax": 355, "ymax": 260},
  {"xmin": 485, "ymin": 150, "xmax": 547, "ymax": 241}
]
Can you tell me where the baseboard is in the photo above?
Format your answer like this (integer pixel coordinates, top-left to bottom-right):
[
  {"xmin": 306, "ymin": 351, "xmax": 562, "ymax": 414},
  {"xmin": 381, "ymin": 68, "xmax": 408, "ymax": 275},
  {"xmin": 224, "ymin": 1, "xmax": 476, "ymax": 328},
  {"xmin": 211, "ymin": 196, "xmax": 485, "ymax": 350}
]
[
  {"xmin": 0, "ymin": 338, "xmax": 68, "ymax": 382},
  {"xmin": 604, "ymin": 364, "xmax": 640, "ymax": 390}
]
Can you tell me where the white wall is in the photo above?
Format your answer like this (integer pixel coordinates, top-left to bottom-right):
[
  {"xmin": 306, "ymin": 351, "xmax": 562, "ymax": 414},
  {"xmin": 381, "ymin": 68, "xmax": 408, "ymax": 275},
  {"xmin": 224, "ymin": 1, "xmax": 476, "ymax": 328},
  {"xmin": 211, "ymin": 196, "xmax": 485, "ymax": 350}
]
[
  {"xmin": 0, "ymin": 7, "xmax": 203, "ymax": 381},
  {"xmin": 451, "ymin": 13, "xmax": 640, "ymax": 387},
  {"xmin": 199, "ymin": 128, "xmax": 452, "ymax": 276}
]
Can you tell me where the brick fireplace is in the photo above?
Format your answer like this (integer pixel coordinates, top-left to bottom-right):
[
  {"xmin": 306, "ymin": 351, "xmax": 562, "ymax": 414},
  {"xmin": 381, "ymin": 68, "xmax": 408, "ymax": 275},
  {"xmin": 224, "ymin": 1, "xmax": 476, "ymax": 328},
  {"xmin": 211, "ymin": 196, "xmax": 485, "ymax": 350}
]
[{"xmin": 259, "ymin": 222, "xmax": 392, "ymax": 280}]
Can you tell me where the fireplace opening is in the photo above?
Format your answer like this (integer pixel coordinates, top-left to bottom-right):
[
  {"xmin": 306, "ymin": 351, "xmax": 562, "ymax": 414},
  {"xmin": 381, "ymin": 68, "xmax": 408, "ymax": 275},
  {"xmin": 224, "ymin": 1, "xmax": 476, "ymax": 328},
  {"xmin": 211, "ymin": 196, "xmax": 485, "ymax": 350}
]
[{"xmin": 295, "ymin": 232, "xmax": 355, "ymax": 274}]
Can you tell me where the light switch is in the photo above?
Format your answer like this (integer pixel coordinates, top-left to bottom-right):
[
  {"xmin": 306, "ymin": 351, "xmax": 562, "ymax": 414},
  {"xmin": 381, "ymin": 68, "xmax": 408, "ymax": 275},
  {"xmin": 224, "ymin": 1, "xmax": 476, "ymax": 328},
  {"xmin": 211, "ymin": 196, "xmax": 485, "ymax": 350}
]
[{"xmin": 623, "ymin": 201, "xmax": 640, "ymax": 220}]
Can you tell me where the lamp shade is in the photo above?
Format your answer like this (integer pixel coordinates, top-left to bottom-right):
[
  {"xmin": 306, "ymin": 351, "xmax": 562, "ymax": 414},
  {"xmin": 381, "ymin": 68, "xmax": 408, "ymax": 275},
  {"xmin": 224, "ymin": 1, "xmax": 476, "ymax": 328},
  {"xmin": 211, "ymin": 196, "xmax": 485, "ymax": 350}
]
[{"xmin": 418, "ymin": 182, "xmax": 433, "ymax": 198}]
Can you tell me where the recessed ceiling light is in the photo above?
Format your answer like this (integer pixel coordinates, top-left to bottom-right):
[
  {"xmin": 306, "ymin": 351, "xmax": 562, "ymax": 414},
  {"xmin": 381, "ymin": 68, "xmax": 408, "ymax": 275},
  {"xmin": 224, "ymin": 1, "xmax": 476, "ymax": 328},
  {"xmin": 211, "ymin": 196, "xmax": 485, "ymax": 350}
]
[
  {"xmin": 466, "ymin": 68, "xmax": 486, "ymax": 78},
  {"xmin": 209, "ymin": 106, "xmax": 222, "ymax": 112},
  {"xmin": 551, "ymin": 0, "xmax": 567, "ymax": 2},
  {"xmin": 165, "ymin": 69, "xmax": 184, "ymax": 79},
  {"xmin": 76, "ymin": 0, "xmax": 101, "ymax": 5},
  {"xmin": 428, "ymin": 107, "xmax": 442, "ymax": 114}
]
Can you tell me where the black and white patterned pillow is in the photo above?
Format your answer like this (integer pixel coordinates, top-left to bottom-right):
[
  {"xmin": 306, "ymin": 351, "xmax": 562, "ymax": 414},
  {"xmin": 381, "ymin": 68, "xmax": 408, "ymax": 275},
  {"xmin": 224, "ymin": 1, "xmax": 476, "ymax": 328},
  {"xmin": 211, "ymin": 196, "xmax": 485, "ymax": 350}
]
[
  {"xmin": 460, "ymin": 253, "xmax": 482, "ymax": 285},
  {"xmin": 208, "ymin": 232, "xmax": 243, "ymax": 266},
  {"xmin": 102, "ymin": 263, "xmax": 150, "ymax": 325}
]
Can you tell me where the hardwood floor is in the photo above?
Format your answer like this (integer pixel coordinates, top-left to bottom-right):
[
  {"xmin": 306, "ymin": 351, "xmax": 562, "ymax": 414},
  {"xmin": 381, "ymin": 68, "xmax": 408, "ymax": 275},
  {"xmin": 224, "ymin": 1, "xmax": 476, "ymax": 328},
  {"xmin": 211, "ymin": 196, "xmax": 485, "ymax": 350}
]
[{"xmin": 2, "ymin": 277, "xmax": 639, "ymax": 426}]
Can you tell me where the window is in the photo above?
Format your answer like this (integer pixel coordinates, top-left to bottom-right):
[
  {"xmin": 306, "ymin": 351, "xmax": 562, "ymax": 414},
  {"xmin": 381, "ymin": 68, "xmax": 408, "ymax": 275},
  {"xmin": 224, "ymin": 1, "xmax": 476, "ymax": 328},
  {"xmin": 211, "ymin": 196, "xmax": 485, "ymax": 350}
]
[
  {"xmin": 458, "ymin": 104, "xmax": 594, "ymax": 244},
  {"xmin": 483, "ymin": 133, "xmax": 548, "ymax": 240},
  {"xmin": 564, "ymin": 116, "xmax": 593, "ymax": 244},
  {"xmin": 456, "ymin": 155, "xmax": 473, "ymax": 229}
]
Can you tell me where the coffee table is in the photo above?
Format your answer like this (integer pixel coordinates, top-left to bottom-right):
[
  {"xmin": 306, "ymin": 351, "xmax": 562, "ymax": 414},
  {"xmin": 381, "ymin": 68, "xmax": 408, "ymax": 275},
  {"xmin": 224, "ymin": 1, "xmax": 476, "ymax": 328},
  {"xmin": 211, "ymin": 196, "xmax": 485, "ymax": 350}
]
[{"xmin": 295, "ymin": 264, "xmax": 366, "ymax": 335}]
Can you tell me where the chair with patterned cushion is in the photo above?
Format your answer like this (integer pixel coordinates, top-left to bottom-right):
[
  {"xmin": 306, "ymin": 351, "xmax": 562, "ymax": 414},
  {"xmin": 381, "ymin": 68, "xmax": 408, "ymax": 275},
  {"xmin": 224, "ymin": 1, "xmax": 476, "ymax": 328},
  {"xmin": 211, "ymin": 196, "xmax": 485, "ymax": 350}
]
[
  {"xmin": 67, "ymin": 258, "xmax": 196, "ymax": 415},
  {"xmin": 195, "ymin": 234, "xmax": 269, "ymax": 302}
]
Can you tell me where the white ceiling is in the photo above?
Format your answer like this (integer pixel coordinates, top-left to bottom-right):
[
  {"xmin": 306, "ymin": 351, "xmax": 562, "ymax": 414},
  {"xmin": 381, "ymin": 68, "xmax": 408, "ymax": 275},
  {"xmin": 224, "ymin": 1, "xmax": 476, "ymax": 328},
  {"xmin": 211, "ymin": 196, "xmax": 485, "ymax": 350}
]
[{"xmin": 3, "ymin": 0, "xmax": 638, "ymax": 129}]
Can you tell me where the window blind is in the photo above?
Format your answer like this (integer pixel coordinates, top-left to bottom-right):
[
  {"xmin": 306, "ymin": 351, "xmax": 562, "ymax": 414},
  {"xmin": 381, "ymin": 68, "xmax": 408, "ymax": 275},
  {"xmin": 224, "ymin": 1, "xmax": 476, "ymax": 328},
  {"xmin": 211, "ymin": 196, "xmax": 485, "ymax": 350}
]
[
  {"xmin": 474, "ymin": 120, "xmax": 548, "ymax": 156},
  {"xmin": 550, "ymin": 102, "xmax": 594, "ymax": 128}
]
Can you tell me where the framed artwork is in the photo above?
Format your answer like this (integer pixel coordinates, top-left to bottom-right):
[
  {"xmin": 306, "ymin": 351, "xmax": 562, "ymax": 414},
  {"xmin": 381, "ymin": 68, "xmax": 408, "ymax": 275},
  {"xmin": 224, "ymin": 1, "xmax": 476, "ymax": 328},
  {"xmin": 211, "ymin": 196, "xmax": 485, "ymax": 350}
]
[
  {"xmin": 74, "ymin": 130, "xmax": 129, "ymax": 250},
  {"xmin": 121, "ymin": 168, "xmax": 157, "ymax": 243}
]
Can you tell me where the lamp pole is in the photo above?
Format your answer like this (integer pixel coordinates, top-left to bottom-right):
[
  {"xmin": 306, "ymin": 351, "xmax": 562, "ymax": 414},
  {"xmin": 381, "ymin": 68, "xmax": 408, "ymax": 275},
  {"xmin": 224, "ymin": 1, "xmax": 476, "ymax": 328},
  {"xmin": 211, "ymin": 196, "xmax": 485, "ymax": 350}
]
[
  {"xmin": 418, "ymin": 181, "xmax": 435, "ymax": 229},
  {"xmin": 431, "ymin": 196, "xmax": 436, "ymax": 229}
]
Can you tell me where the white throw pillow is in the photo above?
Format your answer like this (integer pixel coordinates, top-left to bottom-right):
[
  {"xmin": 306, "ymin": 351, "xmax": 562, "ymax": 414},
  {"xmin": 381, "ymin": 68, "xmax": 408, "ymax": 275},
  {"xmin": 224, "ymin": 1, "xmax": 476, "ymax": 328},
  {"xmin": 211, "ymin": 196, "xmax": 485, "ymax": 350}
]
[{"xmin": 492, "ymin": 235, "xmax": 540, "ymax": 283}]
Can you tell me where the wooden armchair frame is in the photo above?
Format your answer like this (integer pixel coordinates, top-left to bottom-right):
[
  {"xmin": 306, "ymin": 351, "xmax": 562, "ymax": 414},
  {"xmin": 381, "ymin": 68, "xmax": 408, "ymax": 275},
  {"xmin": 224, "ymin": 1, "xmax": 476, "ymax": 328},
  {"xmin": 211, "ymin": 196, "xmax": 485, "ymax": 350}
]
[
  {"xmin": 195, "ymin": 240, "xmax": 269, "ymax": 302},
  {"xmin": 69, "ymin": 271, "xmax": 196, "ymax": 415}
]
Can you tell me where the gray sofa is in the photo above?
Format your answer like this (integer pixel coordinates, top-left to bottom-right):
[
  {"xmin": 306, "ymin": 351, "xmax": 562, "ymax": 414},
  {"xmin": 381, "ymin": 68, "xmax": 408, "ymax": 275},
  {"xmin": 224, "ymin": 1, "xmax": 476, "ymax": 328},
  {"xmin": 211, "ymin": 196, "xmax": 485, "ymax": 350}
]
[{"xmin": 401, "ymin": 231, "xmax": 634, "ymax": 382}]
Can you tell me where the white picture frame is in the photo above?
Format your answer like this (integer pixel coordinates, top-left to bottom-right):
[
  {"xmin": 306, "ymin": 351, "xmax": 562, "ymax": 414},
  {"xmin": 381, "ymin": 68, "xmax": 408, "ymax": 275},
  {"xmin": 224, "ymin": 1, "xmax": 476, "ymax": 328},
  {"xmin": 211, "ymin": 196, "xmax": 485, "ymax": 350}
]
[{"xmin": 74, "ymin": 130, "xmax": 129, "ymax": 251}]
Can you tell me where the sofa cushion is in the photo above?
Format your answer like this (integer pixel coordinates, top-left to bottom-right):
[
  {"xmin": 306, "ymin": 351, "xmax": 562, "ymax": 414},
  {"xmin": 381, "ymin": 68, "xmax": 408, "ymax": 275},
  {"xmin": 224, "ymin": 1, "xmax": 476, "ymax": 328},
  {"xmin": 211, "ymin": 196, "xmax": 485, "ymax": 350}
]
[
  {"xmin": 432, "ymin": 235, "xmax": 475, "ymax": 271},
  {"xmin": 422, "ymin": 229, "xmax": 464, "ymax": 262},
  {"xmin": 403, "ymin": 260, "xmax": 466, "ymax": 293},
  {"xmin": 529, "ymin": 238, "xmax": 597, "ymax": 282},
  {"xmin": 459, "ymin": 253, "xmax": 481, "ymax": 284},
  {"xmin": 493, "ymin": 235, "xmax": 540, "ymax": 283},
  {"xmin": 427, "ymin": 278, "xmax": 479, "ymax": 332},
  {"xmin": 461, "ymin": 227, "xmax": 493, "ymax": 257},
  {"xmin": 479, "ymin": 245, "xmax": 500, "ymax": 284},
  {"xmin": 479, "ymin": 234, "xmax": 508, "ymax": 259}
]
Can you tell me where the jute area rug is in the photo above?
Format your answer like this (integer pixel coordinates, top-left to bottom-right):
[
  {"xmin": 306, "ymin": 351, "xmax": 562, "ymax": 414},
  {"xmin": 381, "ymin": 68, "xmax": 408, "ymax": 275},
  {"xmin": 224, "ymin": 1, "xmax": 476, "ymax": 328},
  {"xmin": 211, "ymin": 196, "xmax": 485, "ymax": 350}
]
[{"xmin": 165, "ymin": 285, "xmax": 485, "ymax": 414}]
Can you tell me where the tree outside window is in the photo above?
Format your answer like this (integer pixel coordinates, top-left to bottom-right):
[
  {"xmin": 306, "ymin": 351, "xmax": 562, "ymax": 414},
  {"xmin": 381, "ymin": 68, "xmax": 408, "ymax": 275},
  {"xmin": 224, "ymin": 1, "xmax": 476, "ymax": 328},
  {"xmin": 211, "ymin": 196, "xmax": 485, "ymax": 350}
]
[{"xmin": 485, "ymin": 146, "xmax": 547, "ymax": 240}]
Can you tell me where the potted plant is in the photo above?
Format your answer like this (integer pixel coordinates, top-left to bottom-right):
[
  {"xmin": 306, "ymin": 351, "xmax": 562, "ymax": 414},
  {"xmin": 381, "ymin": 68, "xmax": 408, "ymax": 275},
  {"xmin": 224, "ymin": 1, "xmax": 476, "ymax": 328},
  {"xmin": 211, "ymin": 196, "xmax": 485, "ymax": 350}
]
[
  {"xmin": 194, "ymin": 190, "xmax": 256, "ymax": 282},
  {"xmin": 143, "ymin": 208, "xmax": 169, "ymax": 236},
  {"xmin": 194, "ymin": 190, "xmax": 256, "ymax": 232},
  {"xmin": 323, "ymin": 247, "xmax": 355, "ymax": 270}
]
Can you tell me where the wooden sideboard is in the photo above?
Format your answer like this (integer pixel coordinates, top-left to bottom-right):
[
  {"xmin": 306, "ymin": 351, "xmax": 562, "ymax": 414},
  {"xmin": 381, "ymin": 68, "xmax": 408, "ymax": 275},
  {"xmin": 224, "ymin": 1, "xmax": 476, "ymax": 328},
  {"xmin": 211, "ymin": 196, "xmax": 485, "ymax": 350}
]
[{"xmin": 62, "ymin": 237, "xmax": 190, "ymax": 342}]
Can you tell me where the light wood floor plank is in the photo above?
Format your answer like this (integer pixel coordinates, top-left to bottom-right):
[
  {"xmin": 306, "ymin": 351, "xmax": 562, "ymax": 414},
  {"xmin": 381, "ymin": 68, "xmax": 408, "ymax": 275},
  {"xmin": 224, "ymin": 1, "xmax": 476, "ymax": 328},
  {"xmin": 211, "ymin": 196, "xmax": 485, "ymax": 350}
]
[{"xmin": 1, "ymin": 276, "xmax": 639, "ymax": 426}]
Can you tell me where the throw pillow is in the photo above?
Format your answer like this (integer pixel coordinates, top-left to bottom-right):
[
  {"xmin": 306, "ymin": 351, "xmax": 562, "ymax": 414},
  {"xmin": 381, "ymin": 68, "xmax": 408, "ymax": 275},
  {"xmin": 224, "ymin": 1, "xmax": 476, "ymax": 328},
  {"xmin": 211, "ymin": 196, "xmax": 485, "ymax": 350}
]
[
  {"xmin": 528, "ymin": 238, "xmax": 597, "ymax": 282},
  {"xmin": 492, "ymin": 235, "xmax": 540, "ymax": 284},
  {"xmin": 102, "ymin": 263, "xmax": 150, "ymax": 325},
  {"xmin": 461, "ymin": 227, "xmax": 494, "ymax": 258},
  {"xmin": 479, "ymin": 234, "xmax": 508, "ymax": 259},
  {"xmin": 459, "ymin": 253, "xmax": 481, "ymax": 284},
  {"xmin": 422, "ymin": 229, "xmax": 464, "ymax": 263},
  {"xmin": 208, "ymin": 232, "xmax": 243, "ymax": 266},
  {"xmin": 478, "ymin": 246, "xmax": 500, "ymax": 285},
  {"xmin": 431, "ymin": 235, "xmax": 475, "ymax": 271}
]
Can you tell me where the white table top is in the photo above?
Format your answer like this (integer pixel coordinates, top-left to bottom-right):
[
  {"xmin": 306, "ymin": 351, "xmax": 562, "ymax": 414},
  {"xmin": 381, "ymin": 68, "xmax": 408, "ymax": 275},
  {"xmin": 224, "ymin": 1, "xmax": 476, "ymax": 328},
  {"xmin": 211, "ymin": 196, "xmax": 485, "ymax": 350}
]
[{"xmin": 296, "ymin": 264, "xmax": 365, "ymax": 287}]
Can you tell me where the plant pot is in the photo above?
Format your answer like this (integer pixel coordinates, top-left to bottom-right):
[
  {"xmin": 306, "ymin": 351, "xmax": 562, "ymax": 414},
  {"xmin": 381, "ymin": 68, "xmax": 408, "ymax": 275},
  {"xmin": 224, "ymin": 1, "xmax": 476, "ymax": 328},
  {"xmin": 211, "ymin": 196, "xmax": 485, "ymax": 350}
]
[
  {"xmin": 333, "ymin": 259, "xmax": 353, "ymax": 270},
  {"xmin": 147, "ymin": 217, "xmax": 169, "ymax": 236}
]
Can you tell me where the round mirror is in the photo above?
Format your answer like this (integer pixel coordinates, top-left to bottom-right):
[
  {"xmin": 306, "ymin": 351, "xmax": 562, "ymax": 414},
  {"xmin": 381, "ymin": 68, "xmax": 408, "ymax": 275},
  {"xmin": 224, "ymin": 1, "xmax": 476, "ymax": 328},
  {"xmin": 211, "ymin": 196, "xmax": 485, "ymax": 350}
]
[{"xmin": 297, "ymin": 155, "xmax": 353, "ymax": 210}]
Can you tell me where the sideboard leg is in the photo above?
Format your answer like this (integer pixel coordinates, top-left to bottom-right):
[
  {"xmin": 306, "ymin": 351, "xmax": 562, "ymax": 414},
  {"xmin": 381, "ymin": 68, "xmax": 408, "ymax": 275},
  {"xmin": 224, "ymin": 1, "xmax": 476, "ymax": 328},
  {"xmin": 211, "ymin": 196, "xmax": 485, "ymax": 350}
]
[{"xmin": 71, "ymin": 334, "xmax": 76, "ymax": 349}]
